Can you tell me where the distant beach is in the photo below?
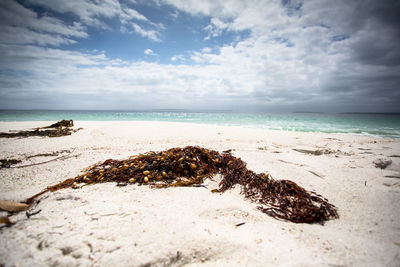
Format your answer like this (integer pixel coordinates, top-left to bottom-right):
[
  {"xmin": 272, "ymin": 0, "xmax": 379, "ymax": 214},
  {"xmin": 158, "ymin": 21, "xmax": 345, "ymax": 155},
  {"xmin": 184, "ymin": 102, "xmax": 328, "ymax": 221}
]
[{"xmin": 1, "ymin": 110, "xmax": 400, "ymax": 138}]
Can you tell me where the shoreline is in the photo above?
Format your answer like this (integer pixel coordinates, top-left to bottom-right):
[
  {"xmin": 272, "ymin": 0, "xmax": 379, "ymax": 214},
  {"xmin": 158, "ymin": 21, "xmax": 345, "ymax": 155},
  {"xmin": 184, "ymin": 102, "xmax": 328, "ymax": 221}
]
[
  {"xmin": 1, "ymin": 121, "xmax": 399, "ymax": 266},
  {"xmin": 1, "ymin": 109, "xmax": 399, "ymax": 139},
  {"xmin": 0, "ymin": 120, "xmax": 398, "ymax": 140}
]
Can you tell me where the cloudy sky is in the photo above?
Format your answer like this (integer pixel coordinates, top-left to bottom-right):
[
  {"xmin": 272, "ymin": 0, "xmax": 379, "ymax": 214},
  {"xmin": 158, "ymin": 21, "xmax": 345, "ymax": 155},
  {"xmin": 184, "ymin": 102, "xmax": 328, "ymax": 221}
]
[{"xmin": 0, "ymin": 0, "xmax": 399, "ymax": 112}]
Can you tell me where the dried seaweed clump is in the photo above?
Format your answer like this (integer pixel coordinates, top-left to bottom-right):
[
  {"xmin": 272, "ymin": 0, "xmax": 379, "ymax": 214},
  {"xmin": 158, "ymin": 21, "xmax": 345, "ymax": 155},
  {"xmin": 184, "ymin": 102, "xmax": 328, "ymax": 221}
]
[
  {"xmin": 27, "ymin": 146, "xmax": 338, "ymax": 223},
  {"xmin": 0, "ymin": 120, "xmax": 80, "ymax": 138},
  {"xmin": 46, "ymin": 120, "xmax": 74, "ymax": 128}
]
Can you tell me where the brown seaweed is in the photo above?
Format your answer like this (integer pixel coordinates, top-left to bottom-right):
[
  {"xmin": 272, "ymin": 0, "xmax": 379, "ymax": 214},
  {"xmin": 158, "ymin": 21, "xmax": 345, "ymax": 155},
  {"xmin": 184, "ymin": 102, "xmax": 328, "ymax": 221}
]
[
  {"xmin": 0, "ymin": 120, "xmax": 81, "ymax": 138},
  {"xmin": 0, "ymin": 159, "xmax": 22, "ymax": 169},
  {"xmin": 45, "ymin": 120, "xmax": 74, "ymax": 128},
  {"xmin": 26, "ymin": 146, "xmax": 339, "ymax": 224}
]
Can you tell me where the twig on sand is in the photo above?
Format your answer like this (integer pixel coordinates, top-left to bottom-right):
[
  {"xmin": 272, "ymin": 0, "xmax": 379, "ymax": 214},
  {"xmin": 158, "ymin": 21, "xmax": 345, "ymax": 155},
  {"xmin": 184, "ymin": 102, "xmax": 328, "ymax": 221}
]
[
  {"xmin": 26, "ymin": 209, "xmax": 42, "ymax": 218},
  {"xmin": 9, "ymin": 149, "xmax": 76, "ymax": 169}
]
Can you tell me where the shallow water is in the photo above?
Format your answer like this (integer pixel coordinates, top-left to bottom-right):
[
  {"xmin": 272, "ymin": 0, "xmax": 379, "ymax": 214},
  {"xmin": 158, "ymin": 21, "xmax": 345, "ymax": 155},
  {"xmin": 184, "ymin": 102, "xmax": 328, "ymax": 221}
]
[{"xmin": 1, "ymin": 110, "xmax": 399, "ymax": 138}]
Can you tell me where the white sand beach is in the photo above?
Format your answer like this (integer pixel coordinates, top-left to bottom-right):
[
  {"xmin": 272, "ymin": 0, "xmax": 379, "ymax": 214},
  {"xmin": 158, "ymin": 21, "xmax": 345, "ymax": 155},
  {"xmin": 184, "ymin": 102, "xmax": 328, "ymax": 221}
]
[{"xmin": 0, "ymin": 121, "xmax": 399, "ymax": 266}]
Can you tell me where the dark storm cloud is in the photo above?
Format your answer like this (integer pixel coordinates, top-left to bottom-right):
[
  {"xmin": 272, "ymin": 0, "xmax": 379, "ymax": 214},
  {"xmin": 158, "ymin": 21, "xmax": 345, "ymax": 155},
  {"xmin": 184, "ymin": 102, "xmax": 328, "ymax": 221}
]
[
  {"xmin": 306, "ymin": 0, "xmax": 400, "ymax": 111},
  {"xmin": 348, "ymin": 0, "xmax": 400, "ymax": 67}
]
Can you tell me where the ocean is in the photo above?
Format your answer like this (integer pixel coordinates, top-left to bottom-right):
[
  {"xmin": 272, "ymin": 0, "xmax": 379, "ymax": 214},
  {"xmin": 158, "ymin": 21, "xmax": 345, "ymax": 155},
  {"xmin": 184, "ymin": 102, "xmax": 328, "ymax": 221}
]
[{"xmin": 0, "ymin": 110, "xmax": 400, "ymax": 138}]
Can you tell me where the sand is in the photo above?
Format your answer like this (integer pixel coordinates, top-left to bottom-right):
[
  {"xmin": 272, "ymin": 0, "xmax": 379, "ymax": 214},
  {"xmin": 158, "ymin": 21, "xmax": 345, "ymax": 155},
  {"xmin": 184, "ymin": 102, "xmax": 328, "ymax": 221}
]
[{"xmin": 0, "ymin": 121, "xmax": 399, "ymax": 266}]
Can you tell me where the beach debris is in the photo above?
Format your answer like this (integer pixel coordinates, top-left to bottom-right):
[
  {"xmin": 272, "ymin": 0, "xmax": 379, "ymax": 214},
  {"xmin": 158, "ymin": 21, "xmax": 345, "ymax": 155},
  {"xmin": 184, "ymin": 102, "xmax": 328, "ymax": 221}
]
[
  {"xmin": 234, "ymin": 222, "xmax": 246, "ymax": 228},
  {"xmin": 384, "ymin": 175, "xmax": 400, "ymax": 179},
  {"xmin": 277, "ymin": 159, "xmax": 305, "ymax": 167},
  {"xmin": 26, "ymin": 209, "xmax": 42, "ymax": 218},
  {"xmin": 255, "ymin": 238, "xmax": 263, "ymax": 244},
  {"xmin": 0, "ymin": 120, "xmax": 81, "ymax": 138},
  {"xmin": 308, "ymin": 170, "xmax": 325, "ymax": 179},
  {"xmin": 373, "ymin": 158, "xmax": 392, "ymax": 169},
  {"xmin": 26, "ymin": 149, "xmax": 71, "ymax": 159},
  {"xmin": 293, "ymin": 148, "xmax": 331, "ymax": 156},
  {"xmin": 0, "ymin": 159, "xmax": 22, "ymax": 169},
  {"xmin": 0, "ymin": 216, "xmax": 14, "ymax": 226},
  {"xmin": 383, "ymin": 181, "xmax": 400, "ymax": 187},
  {"xmin": 0, "ymin": 199, "xmax": 29, "ymax": 212},
  {"xmin": 26, "ymin": 146, "xmax": 339, "ymax": 224},
  {"xmin": 294, "ymin": 148, "xmax": 352, "ymax": 156}
]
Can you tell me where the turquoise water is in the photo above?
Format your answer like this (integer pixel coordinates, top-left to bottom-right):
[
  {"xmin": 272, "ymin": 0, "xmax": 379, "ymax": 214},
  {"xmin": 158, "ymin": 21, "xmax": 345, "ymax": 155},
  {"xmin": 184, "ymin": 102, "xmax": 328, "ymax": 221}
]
[{"xmin": 1, "ymin": 110, "xmax": 400, "ymax": 138}]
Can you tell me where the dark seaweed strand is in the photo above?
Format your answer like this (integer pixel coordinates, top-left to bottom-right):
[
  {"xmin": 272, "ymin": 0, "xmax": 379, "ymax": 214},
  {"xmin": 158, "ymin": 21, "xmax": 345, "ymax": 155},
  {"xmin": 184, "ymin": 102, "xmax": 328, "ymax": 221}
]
[
  {"xmin": 218, "ymin": 152, "xmax": 339, "ymax": 223},
  {"xmin": 26, "ymin": 146, "xmax": 339, "ymax": 223}
]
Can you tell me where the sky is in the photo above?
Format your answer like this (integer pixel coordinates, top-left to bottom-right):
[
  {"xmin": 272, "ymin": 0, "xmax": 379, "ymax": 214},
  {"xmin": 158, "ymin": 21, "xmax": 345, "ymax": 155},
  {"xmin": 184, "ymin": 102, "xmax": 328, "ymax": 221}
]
[{"xmin": 0, "ymin": 0, "xmax": 399, "ymax": 112}]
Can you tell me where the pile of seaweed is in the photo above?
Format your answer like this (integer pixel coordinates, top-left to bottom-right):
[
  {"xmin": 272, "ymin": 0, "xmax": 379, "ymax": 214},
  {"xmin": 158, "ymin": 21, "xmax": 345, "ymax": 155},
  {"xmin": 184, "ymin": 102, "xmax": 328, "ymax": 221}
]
[
  {"xmin": 0, "ymin": 120, "xmax": 80, "ymax": 138},
  {"xmin": 26, "ymin": 146, "xmax": 339, "ymax": 224}
]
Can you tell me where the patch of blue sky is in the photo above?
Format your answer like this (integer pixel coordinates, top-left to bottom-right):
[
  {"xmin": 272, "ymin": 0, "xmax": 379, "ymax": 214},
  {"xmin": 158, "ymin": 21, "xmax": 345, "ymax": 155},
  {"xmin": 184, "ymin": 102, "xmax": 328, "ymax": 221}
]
[
  {"xmin": 66, "ymin": 7, "xmax": 248, "ymax": 65},
  {"xmin": 273, "ymin": 37, "xmax": 295, "ymax": 47},
  {"xmin": 281, "ymin": 0, "xmax": 303, "ymax": 17},
  {"xmin": 67, "ymin": 24, "xmax": 150, "ymax": 61}
]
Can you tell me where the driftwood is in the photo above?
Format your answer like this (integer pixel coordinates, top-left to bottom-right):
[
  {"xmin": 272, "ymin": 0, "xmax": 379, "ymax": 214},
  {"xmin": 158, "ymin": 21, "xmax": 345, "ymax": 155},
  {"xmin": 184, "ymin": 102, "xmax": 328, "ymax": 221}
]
[
  {"xmin": 10, "ymin": 149, "xmax": 75, "ymax": 169},
  {"xmin": 0, "ymin": 200, "xmax": 29, "ymax": 212}
]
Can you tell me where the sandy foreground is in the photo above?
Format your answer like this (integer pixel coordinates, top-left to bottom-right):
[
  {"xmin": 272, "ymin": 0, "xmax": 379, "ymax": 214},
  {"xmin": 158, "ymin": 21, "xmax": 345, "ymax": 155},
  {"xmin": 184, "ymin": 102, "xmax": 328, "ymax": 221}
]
[{"xmin": 0, "ymin": 121, "xmax": 399, "ymax": 266}]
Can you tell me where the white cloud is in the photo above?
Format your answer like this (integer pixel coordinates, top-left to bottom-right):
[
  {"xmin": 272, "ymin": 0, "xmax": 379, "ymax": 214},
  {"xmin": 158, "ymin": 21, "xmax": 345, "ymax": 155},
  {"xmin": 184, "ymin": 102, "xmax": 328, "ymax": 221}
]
[
  {"xmin": 121, "ymin": 8, "xmax": 149, "ymax": 22},
  {"xmin": 130, "ymin": 23, "xmax": 162, "ymax": 42},
  {"xmin": 201, "ymin": 47, "xmax": 212, "ymax": 53},
  {"xmin": 0, "ymin": 44, "xmax": 259, "ymax": 108},
  {"xmin": 160, "ymin": 0, "xmax": 244, "ymax": 19},
  {"xmin": 204, "ymin": 18, "xmax": 230, "ymax": 40},
  {"xmin": 155, "ymin": 0, "xmax": 400, "ymax": 111},
  {"xmin": 24, "ymin": 0, "xmax": 164, "ymax": 41},
  {"xmin": 1, "ymin": 37, "xmax": 398, "ymax": 111},
  {"xmin": 168, "ymin": 10, "xmax": 180, "ymax": 20},
  {"xmin": 171, "ymin": 54, "xmax": 186, "ymax": 62},
  {"xmin": 25, "ymin": 0, "xmax": 121, "ymax": 27},
  {"xmin": 144, "ymin": 49, "xmax": 157, "ymax": 56}
]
